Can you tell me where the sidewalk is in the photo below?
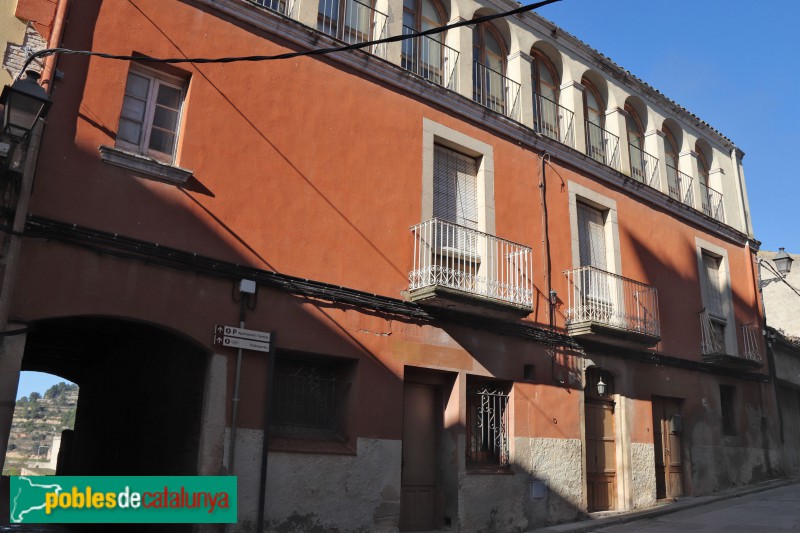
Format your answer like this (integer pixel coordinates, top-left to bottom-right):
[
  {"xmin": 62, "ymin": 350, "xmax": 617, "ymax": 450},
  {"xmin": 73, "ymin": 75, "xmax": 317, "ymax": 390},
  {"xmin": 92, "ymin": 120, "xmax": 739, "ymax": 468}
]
[{"xmin": 530, "ymin": 477, "xmax": 799, "ymax": 533}]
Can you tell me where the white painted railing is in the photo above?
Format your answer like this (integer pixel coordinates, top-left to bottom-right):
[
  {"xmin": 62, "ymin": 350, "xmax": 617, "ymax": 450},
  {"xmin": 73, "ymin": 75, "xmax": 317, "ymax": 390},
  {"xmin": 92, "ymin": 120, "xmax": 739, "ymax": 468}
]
[
  {"xmin": 409, "ymin": 219, "xmax": 533, "ymax": 308},
  {"xmin": 739, "ymin": 321, "xmax": 763, "ymax": 362},
  {"xmin": 473, "ymin": 61, "xmax": 521, "ymax": 121},
  {"xmin": 533, "ymin": 90, "xmax": 575, "ymax": 149},
  {"xmin": 667, "ymin": 165, "xmax": 694, "ymax": 207},
  {"xmin": 629, "ymin": 144, "xmax": 660, "ymax": 189},
  {"xmin": 699, "ymin": 182, "xmax": 725, "ymax": 223},
  {"xmin": 401, "ymin": 26, "xmax": 459, "ymax": 90},
  {"xmin": 317, "ymin": 0, "xmax": 388, "ymax": 58},
  {"xmin": 564, "ymin": 266, "xmax": 659, "ymax": 337}
]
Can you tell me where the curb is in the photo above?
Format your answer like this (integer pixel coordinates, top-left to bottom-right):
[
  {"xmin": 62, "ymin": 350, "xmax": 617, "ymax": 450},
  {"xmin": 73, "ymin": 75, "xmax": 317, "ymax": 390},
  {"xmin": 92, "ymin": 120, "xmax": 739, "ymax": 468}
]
[{"xmin": 530, "ymin": 478, "xmax": 799, "ymax": 533}]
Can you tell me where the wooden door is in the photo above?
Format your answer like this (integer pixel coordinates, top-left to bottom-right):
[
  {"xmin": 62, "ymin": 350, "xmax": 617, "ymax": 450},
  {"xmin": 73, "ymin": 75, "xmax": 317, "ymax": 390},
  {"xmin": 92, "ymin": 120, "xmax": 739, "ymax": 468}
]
[
  {"xmin": 585, "ymin": 401, "xmax": 616, "ymax": 511},
  {"xmin": 652, "ymin": 396, "xmax": 684, "ymax": 499},
  {"xmin": 400, "ymin": 383, "xmax": 438, "ymax": 531}
]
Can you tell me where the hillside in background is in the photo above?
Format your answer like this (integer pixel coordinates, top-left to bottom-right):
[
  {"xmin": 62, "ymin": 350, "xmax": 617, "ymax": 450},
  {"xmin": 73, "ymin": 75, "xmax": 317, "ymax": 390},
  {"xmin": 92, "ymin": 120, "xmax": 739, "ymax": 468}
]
[{"xmin": 3, "ymin": 382, "xmax": 78, "ymax": 476}]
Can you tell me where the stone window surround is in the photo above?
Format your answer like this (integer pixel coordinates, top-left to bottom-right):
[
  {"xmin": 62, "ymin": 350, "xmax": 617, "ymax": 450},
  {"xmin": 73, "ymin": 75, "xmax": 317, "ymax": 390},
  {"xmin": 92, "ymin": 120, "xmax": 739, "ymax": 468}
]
[
  {"xmin": 422, "ymin": 118, "xmax": 495, "ymax": 234},
  {"xmin": 567, "ymin": 181, "xmax": 621, "ymax": 275},
  {"xmin": 695, "ymin": 236, "xmax": 738, "ymax": 356}
]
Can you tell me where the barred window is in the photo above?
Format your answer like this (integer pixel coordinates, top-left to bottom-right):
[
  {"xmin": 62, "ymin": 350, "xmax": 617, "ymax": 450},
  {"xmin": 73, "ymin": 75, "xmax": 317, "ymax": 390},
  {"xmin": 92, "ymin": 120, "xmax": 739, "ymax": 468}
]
[
  {"xmin": 467, "ymin": 380, "xmax": 510, "ymax": 467},
  {"xmin": 270, "ymin": 354, "xmax": 351, "ymax": 440}
]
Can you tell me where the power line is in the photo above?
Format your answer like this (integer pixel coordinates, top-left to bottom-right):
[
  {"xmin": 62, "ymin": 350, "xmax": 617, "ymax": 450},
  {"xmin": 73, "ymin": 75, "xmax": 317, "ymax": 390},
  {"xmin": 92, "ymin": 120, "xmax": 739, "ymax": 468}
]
[{"xmin": 17, "ymin": 0, "xmax": 561, "ymax": 78}]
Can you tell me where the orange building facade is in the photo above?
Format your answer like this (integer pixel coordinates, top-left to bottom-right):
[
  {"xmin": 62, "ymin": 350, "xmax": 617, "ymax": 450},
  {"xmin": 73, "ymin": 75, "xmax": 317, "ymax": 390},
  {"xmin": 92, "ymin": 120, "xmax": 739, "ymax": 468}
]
[{"xmin": 0, "ymin": 0, "xmax": 780, "ymax": 531}]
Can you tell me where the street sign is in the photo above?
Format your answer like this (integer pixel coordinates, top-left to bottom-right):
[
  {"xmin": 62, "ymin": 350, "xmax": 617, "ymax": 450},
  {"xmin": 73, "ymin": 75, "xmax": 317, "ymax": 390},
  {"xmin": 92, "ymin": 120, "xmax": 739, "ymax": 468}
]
[
  {"xmin": 213, "ymin": 335, "xmax": 271, "ymax": 353},
  {"xmin": 213, "ymin": 325, "xmax": 272, "ymax": 353},
  {"xmin": 214, "ymin": 324, "xmax": 271, "ymax": 343}
]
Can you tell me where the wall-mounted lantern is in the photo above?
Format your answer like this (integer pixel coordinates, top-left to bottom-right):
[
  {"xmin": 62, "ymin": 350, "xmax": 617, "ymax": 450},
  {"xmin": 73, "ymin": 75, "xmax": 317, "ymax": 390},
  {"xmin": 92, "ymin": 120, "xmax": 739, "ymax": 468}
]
[{"xmin": 0, "ymin": 70, "xmax": 52, "ymax": 139}]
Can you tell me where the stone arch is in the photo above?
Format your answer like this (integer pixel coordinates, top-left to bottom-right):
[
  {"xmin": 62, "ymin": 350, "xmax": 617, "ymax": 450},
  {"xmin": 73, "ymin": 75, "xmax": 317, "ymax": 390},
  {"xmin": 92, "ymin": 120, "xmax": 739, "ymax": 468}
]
[{"xmin": 21, "ymin": 315, "xmax": 210, "ymax": 478}]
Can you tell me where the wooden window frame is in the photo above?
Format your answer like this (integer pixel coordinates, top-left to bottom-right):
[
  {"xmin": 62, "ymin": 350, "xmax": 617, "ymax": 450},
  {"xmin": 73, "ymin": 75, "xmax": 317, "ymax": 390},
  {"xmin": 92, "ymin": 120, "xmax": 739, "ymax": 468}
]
[{"xmin": 115, "ymin": 65, "xmax": 187, "ymax": 164}]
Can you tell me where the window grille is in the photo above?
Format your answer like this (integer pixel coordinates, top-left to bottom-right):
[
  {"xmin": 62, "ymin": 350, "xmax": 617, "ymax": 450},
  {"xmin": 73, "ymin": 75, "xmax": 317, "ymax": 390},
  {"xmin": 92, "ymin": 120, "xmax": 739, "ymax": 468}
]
[
  {"xmin": 467, "ymin": 383, "xmax": 509, "ymax": 467},
  {"xmin": 270, "ymin": 357, "xmax": 346, "ymax": 439}
]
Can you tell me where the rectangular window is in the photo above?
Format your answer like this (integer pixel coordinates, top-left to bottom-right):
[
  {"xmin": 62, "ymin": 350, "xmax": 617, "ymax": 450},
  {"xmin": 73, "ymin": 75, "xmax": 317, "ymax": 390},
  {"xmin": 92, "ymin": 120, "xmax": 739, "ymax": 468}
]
[
  {"xmin": 720, "ymin": 385, "xmax": 737, "ymax": 436},
  {"xmin": 466, "ymin": 380, "xmax": 509, "ymax": 468},
  {"xmin": 116, "ymin": 66, "xmax": 186, "ymax": 164},
  {"xmin": 700, "ymin": 252, "xmax": 727, "ymax": 353},
  {"xmin": 433, "ymin": 144, "xmax": 478, "ymax": 229},
  {"xmin": 270, "ymin": 353, "xmax": 351, "ymax": 441}
]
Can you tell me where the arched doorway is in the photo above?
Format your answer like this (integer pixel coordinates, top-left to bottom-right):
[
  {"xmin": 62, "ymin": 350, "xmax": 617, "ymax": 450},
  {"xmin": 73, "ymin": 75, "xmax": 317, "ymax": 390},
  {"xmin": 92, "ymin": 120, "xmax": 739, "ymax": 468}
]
[
  {"xmin": 21, "ymin": 316, "xmax": 209, "ymax": 476},
  {"xmin": 585, "ymin": 367, "xmax": 616, "ymax": 511}
]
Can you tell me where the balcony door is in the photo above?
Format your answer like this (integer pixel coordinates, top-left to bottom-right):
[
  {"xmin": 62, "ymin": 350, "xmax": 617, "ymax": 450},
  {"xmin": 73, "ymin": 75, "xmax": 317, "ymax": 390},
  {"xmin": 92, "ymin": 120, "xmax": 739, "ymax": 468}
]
[{"xmin": 577, "ymin": 203, "xmax": 613, "ymax": 320}]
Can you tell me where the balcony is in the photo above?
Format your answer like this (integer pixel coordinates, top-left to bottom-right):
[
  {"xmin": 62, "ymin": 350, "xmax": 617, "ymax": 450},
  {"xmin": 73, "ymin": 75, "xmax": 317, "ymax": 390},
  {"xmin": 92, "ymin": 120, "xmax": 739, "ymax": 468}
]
[
  {"xmin": 699, "ymin": 182, "xmax": 725, "ymax": 223},
  {"xmin": 317, "ymin": 0, "xmax": 388, "ymax": 58},
  {"xmin": 564, "ymin": 266, "xmax": 660, "ymax": 347},
  {"xmin": 253, "ymin": 0, "xmax": 295, "ymax": 16},
  {"xmin": 401, "ymin": 26, "xmax": 459, "ymax": 90},
  {"xmin": 473, "ymin": 61, "xmax": 521, "ymax": 121},
  {"xmin": 533, "ymin": 90, "xmax": 575, "ymax": 149},
  {"xmin": 666, "ymin": 165, "xmax": 694, "ymax": 207},
  {"xmin": 699, "ymin": 310, "xmax": 762, "ymax": 369},
  {"xmin": 585, "ymin": 121, "xmax": 620, "ymax": 171},
  {"xmin": 628, "ymin": 144, "xmax": 660, "ymax": 189},
  {"xmin": 408, "ymin": 219, "xmax": 533, "ymax": 317}
]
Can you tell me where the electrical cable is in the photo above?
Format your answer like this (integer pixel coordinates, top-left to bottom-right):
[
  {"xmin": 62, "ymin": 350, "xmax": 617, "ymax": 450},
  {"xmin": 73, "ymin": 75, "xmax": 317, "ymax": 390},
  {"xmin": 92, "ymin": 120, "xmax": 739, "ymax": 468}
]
[
  {"xmin": 16, "ymin": 0, "xmax": 561, "ymax": 78},
  {"xmin": 760, "ymin": 260, "xmax": 800, "ymax": 299}
]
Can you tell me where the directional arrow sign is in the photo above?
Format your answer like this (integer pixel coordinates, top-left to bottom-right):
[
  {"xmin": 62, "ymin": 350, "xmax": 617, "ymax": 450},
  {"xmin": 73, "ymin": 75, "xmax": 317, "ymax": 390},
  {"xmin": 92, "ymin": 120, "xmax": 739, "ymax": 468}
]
[
  {"xmin": 215, "ymin": 335, "xmax": 271, "ymax": 353},
  {"xmin": 215, "ymin": 324, "xmax": 271, "ymax": 343}
]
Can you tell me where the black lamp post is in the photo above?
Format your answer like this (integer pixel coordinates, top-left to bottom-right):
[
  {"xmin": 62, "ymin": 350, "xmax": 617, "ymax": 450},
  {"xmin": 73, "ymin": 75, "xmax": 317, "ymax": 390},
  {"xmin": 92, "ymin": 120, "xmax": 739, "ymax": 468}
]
[
  {"xmin": 773, "ymin": 248, "xmax": 794, "ymax": 278},
  {"xmin": 0, "ymin": 70, "xmax": 52, "ymax": 139}
]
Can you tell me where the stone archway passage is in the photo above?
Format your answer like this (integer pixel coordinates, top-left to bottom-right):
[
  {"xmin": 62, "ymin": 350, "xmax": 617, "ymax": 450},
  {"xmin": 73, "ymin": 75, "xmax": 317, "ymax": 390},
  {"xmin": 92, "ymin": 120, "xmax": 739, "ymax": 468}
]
[{"xmin": 22, "ymin": 316, "xmax": 209, "ymax": 477}]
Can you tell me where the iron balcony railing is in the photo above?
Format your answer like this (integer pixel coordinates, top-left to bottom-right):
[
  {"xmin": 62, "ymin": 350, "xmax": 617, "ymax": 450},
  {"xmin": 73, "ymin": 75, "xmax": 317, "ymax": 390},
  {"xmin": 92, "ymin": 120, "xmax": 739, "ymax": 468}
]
[
  {"xmin": 666, "ymin": 165, "xmax": 694, "ymax": 207},
  {"xmin": 699, "ymin": 182, "xmax": 725, "ymax": 223},
  {"xmin": 532, "ymin": 90, "xmax": 575, "ymax": 148},
  {"xmin": 628, "ymin": 144, "xmax": 660, "ymax": 189},
  {"xmin": 699, "ymin": 308, "xmax": 725, "ymax": 355},
  {"xmin": 564, "ymin": 266, "xmax": 660, "ymax": 337},
  {"xmin": 472, "ymin": 61, "xmax": 521, "ymax": 121},
  {"xmin": 252, "ymin": 0, "xmax": 295, "ymax": 16},
  {"xmin": 317, "ymin": 0, "xmax": 388, "ymax": 58},
  {"xmin": 401, "ymin": 25, "xmax": 459, "ymax": 90},
  {"xmin": 739, "ymin": 321, "xmax": 763, "ymax": 362},
  {"xmin": 585, "ymin": 121, "xmax": 620, "ymax": 171},
  {"xmin": 409, "ymin": 218, "xmax": 533, "ymax": 308}
]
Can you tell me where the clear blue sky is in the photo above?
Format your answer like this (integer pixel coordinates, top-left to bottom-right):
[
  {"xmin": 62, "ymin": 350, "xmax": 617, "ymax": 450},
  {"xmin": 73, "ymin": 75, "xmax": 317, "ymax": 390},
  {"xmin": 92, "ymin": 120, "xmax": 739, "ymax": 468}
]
[
  {"xmin": 16, "ymin": 372, "xmax": 75, "ymax": 400},
  {"xmin": 540, "ymin": 0, "xmax": 800, "ymax": 254}
]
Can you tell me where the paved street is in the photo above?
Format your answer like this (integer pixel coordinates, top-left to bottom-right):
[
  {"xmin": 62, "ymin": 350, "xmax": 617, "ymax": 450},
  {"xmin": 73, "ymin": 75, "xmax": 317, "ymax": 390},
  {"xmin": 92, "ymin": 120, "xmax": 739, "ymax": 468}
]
[{"xmin": 591, "ymin": 483, "xmax": 800, "ymax": 532}]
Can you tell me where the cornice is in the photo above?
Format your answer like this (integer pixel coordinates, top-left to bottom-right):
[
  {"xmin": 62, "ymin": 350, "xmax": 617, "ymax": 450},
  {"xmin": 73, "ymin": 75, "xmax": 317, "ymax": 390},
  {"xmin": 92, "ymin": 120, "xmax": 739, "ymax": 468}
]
[{"xmin": 196, "ymin": 0, "xmax": 750, "ymax": 247}]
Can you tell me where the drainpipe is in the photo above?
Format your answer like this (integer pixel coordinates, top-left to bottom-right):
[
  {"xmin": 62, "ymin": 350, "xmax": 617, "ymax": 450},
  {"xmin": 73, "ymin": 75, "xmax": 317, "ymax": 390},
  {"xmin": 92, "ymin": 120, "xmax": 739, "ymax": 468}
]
[
  {"xmin": 539, "ymin": 152, "xmax": 554, "ymax": 329},
  {"xmin": 227, "ymin": 281, "xmax": 254, "ymax": 475},
  {"xmin": 41, "ymin": 0, "xmax": 71, "ymax": 90}
]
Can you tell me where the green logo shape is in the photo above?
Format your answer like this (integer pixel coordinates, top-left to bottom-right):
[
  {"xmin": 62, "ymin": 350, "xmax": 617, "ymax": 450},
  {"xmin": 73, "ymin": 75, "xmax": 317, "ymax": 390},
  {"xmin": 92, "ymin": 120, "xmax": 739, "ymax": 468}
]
[{"xmin": 10, "ymin": 476, "xmax": 237, "ymax": 523}]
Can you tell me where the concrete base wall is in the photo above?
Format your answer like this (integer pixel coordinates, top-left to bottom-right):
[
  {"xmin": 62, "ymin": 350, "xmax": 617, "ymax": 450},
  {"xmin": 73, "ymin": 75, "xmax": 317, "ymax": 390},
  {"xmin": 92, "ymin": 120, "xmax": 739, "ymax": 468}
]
[
  {"xmin": 629, "ymin": 442, "xmax": 657, "ymax": 509},
  {"xmin": 225, "ymin": 430, "xmax": 401, "ymax": 533},
  {"xmin": 458, "ymin": 437, "xmax": 584, "ymax": 532},
  {"xmin": 690, "ymin": 444, "xmax": 775, "ymax": 494}
]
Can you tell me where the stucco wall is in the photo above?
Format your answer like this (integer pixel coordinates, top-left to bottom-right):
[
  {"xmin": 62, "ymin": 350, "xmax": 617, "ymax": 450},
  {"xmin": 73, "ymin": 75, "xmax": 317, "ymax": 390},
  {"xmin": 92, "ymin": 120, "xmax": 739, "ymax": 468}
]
[
  {"xmin": 761, "ymin": 250, "xmax": 800, "ymax": 337},
  {"xmin": 457, "ymin": 437, "xmax": 583, "ymax": 532},
  {"xmin": 629, "ymin": 442, "xmax": 656, "ymax": 509},
  {"xmin": 225, "ymin": 430, "xmax": 402, "ymax": 533}
]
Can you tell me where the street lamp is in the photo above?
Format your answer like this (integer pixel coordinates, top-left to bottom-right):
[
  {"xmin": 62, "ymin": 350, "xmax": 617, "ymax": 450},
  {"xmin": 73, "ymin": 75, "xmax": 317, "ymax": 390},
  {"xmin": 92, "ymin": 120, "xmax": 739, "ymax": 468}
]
[
  {"xmin": 773, "ymin": 248, "xmax": 794, "ymax": 278},
  {"xmin": 0, "ymin": 70, "xmax": 52, "ymax": 139},
  {"xmin": 596, "ymin": 377, "xmax": 607, "ymax": 396}
]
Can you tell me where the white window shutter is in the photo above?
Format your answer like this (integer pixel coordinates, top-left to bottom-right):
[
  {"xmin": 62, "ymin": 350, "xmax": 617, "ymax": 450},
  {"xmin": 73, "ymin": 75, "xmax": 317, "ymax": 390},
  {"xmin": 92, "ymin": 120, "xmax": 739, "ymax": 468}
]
[
  {"xmin": 433, "ymin": 145, "xmax": 478, "ymax": 229},
  {"xmin": 703, "ymin": 254, "xmax": 724, "ymax": 318},
  {"xmin": 577, "ymin": 203, "xmax": 607, "ymax": 269}
]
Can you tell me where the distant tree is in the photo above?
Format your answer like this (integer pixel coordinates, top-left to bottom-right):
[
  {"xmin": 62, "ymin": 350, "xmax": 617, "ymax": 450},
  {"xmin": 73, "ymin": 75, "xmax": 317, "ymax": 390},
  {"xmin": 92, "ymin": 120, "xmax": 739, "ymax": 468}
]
[
  {"xmin": 8, "ymin": 443, "xmax": 16, "ymax": 451},
  {"xmin": 29, "ymin": 392, "xmax": 41, "ymax": 401},
  {"xmin": 18, "ymin": 396, "xmax": 28, "ymax": 404}
]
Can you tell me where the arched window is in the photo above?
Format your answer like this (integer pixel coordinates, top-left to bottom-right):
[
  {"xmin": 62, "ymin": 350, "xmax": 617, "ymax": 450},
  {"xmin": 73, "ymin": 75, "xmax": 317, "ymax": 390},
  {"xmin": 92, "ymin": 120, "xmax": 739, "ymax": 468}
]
[
  {"xmin": 473, "ymin": 24, "xmax": 508, "ymax": 113},
  {"xmin": 625, "ymin": 105, "xmax": 645, "ymax": 181},
  {"xmin": 696, "ymin": 148, "xmax": 710, "ymax": 189},
  {"xmin": 532, "ymin": 51, "xmax": 559, "ymax": 138},
  {"xmin": 663, "ymin": 127, "xmax": 679, "ymax": 170},
  {"xmin": 663, "ymin": 126, "xmax": 684, "ymax": 202},
  {"xmin": 401, "ymin": 0, "xmax": 448, "ymax": 85},
  {"xmin": 583, "ymin": 79, "xmax": 606, "ymax": 163}
]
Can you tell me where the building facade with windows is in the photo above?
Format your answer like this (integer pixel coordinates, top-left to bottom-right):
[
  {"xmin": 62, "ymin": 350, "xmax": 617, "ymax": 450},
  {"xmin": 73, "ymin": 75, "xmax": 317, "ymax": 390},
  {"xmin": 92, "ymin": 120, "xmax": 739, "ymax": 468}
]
[{"xmin": 0, "ymin": 0, "xmax": 780, "ymax": 531}]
